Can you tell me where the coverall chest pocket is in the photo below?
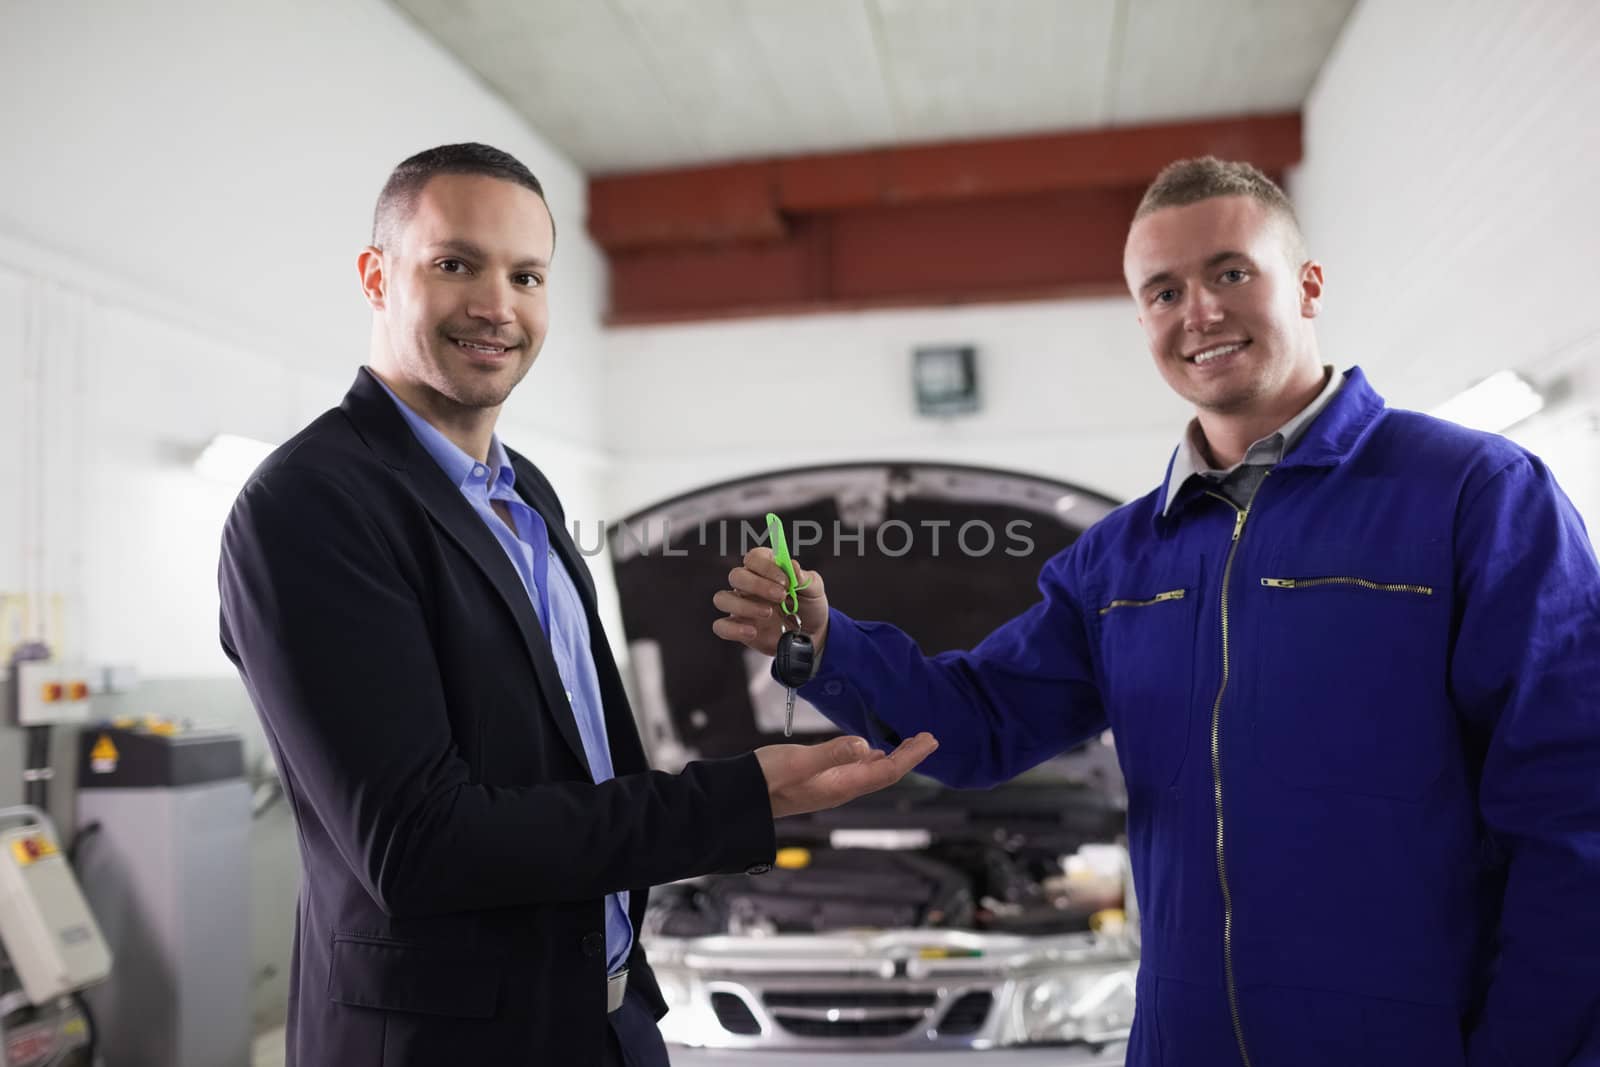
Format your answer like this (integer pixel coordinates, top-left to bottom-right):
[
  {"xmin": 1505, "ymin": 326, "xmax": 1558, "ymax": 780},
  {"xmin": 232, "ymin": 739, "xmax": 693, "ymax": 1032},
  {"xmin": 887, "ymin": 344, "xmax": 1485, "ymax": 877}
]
[
  {"xmin": 1095, "ymin": 576, "xmax": 1199, "ymax": 790},
  {"xmin": 1249, "ymin": 545, "xmax": 1452, "ymax": 799}
]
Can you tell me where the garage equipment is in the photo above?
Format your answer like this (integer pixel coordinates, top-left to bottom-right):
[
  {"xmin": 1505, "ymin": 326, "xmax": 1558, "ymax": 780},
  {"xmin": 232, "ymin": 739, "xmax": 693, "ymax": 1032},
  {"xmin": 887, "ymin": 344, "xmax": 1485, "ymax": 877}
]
[
  {"xmin": 0, "ymin": 805, "xmax": 110, "ymax": 1067},
  {"xmin": 74, "ymin": 725, "xmax": 250, "ymax": 1067}
]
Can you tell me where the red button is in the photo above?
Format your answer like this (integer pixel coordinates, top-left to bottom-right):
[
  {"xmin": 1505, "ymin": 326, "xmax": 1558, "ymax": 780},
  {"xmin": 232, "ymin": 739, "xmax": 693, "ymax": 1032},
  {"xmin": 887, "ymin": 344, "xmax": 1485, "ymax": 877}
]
[
  {"xmin": 68, "ymin": 682, "xmax": 89, "ymax": 700},
  {"xmin": 42, "ymin": 683, "xmax": 63, "ymax": 703}
]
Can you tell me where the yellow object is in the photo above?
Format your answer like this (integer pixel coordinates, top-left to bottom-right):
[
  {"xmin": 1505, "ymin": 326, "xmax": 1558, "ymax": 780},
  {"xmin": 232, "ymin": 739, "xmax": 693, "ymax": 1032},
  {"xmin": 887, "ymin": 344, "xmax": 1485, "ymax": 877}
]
[
  {"xmin": 10, "ymin": 833, "xmax": 59, "ymax": 867},
  {"xmin": 774, "ymin": 847, "xmax": 812, "ymax": 870},
  {"xmin": 89, "ymin": 733, "xmax": 121, "ymax": 774},
  {"xmin": 1089, "ymin": 908, "xmax": 1126, "ymax": 934},
  {"xmin": 917, "ymin": 947, "xmax": 983, "ymax": 959}
]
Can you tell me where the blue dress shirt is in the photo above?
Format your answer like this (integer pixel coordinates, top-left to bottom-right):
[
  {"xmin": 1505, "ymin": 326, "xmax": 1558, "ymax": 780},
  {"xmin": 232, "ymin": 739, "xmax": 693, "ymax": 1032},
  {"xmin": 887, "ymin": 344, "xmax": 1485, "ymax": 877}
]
[{"xmin": 377, "ymin": 377, "xmax": 634, "ymax": 974}]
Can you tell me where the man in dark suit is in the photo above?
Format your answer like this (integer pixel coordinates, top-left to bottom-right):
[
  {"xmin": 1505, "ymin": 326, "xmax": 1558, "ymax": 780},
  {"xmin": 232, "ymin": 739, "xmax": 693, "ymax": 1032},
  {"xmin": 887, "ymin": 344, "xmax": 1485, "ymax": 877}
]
[{"xmin": 219, "ymin": 143, "xmax": 937, "ymax": 1067}]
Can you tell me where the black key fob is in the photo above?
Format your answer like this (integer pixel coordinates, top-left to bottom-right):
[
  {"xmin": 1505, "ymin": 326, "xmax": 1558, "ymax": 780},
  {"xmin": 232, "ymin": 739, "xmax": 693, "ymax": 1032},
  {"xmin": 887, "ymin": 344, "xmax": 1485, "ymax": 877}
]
[{"xmin": 774, "ymin": 630, "xmax": 815, "ymax": 688}]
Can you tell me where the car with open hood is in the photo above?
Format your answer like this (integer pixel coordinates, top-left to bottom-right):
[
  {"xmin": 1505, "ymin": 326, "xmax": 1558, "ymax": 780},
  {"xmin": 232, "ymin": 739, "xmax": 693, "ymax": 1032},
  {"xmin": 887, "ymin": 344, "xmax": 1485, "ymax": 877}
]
[{"xmin": 607, "ymin": 462, "xmax": 1136, "ymax": 1063}]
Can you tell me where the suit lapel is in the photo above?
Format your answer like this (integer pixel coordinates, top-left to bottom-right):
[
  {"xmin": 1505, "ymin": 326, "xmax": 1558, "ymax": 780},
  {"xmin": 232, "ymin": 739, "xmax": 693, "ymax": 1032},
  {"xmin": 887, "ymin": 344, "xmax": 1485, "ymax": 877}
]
[{"xmin": 340, "ymin": 369, "xmax": 594, "ymax": 780}]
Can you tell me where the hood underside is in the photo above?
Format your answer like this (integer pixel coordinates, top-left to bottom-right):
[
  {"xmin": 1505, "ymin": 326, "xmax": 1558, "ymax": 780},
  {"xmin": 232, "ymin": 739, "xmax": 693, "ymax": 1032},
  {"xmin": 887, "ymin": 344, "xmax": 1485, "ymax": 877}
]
[{"xmin": 609, "ymin": 461, "xmax": 1120, "ymax": 782}]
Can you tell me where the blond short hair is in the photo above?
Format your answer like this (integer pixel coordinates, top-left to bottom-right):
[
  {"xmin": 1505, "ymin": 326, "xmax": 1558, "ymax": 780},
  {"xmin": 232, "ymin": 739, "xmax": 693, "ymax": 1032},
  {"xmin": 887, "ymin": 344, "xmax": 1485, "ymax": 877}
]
[{"xmin": 1135, "ymin": 156, "xmax": 1307, "ymax": 265}]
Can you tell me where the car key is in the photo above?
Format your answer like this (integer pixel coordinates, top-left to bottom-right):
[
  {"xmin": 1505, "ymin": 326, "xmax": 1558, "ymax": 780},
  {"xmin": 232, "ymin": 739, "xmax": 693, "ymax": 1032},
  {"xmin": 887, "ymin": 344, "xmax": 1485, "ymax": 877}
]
[
  {"xmin": 774, "ymin": 627, "xmax": 815, "ymax": 736},
  {"xmin": 766, "ymin": 512, "xmax": 816, "ymax": 737}
]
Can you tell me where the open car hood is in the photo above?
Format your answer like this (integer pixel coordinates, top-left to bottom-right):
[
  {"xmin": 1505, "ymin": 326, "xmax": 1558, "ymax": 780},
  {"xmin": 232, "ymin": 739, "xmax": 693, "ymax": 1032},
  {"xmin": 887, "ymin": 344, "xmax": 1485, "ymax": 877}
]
[{"xmin": 607, "ymin": 461, "xmax": 1124, "ymax": 799}]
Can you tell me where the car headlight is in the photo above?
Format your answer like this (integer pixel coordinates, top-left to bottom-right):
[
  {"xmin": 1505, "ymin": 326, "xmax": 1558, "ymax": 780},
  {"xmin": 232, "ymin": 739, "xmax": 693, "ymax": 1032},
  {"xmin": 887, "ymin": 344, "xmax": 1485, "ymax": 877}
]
[{"xmin": 1008, "ymin": 965, "xmax": 1137, "ymax": 1045}]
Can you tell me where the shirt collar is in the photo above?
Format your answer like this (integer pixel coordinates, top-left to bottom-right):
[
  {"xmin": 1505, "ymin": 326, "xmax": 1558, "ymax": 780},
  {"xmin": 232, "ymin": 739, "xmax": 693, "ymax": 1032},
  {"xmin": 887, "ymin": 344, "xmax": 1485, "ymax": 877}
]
[
  {"xmin": 1161, "ymin": 364, "xmax": 1343, "ymax": 516},
  {"xmin": 370, "ymin": 370, "xmax": 512, "ymax": 493},
  {"xmin": 486, "ymin": 437, "xmax": 518, "ymax": 495}
]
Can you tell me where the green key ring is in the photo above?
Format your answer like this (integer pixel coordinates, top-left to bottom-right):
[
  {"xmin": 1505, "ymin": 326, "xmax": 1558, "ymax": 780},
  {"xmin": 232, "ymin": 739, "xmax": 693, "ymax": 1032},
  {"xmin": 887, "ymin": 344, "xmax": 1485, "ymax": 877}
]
[{"xmin": 765, "ymin": 512, "xmax": 813, "ymax": 616}]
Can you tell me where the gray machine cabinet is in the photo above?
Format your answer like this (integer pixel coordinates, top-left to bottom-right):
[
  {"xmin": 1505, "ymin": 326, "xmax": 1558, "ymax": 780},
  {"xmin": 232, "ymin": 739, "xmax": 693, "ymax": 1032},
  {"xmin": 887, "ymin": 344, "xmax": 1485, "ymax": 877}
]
[{"xmin": 75, "ymin": 729, "xmax": 251, "ymax": 1067}]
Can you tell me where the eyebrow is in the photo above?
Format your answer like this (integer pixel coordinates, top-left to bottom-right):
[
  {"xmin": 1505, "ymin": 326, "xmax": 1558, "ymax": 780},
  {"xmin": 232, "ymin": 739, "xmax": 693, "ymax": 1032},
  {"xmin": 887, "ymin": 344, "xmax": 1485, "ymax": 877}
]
[
  {"xmin": 1139, "ymin": 250, "xmax": 1251, "ymax": 292},
  {"xmin": 429, "ymin": 239, "xmax": 549, "ymax": 271}
]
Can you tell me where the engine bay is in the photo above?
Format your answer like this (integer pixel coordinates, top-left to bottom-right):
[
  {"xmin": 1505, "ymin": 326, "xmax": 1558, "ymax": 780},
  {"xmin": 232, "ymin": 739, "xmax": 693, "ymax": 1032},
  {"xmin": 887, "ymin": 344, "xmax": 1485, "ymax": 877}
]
[{"xmin": 649, "ymin": 836, "xmax": 1126, "ymax": 940}]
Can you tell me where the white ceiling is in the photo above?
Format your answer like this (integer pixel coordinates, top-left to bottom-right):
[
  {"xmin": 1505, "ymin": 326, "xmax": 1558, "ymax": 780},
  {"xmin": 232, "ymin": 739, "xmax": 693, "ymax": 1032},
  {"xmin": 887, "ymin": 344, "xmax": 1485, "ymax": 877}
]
[{"xmin": 392, "ymin": 0, "xmax": 1360, "ymax": 175}]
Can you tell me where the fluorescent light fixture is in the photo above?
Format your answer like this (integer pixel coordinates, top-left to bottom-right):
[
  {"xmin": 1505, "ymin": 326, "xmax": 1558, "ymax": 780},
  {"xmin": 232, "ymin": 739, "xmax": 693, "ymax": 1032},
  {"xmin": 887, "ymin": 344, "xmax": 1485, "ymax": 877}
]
[
  {"xmin": 193, "ymin": 433, "xmax": 274, "ymax": 485},
  {"xmin": 1429, "ymin": 370, "xmax": 1544, "ymax": 434}
]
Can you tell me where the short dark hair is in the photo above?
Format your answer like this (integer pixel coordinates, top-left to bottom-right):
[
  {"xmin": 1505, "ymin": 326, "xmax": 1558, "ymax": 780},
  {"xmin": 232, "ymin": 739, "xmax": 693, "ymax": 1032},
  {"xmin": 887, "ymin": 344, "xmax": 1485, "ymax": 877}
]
[
  {"xmin": 1135, "ymin": 156, "xmax": 1306, "ymax": 264},
  {"xmin": 371, "ymin": 142, "xmax": 554, "ymax": 251}
]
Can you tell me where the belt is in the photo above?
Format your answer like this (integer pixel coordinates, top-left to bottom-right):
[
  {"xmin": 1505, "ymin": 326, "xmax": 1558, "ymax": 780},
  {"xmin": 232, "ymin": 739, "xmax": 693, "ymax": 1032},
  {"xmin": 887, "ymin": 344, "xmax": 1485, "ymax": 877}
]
[{"xmin": 607, "ymin": 968, "xmax": 629, "ymax": 1014}]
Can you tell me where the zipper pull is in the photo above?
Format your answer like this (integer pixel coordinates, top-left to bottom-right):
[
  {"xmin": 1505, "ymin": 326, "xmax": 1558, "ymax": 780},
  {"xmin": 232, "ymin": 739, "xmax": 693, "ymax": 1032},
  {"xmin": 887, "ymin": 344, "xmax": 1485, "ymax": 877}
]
[
  {"xmin": 1261, "ymin": 578, "xmax": 1295, "ymax": 588},
  {"xmin": 1232, "ymin": 509, "xmax": 1247, "ymax": 542}
]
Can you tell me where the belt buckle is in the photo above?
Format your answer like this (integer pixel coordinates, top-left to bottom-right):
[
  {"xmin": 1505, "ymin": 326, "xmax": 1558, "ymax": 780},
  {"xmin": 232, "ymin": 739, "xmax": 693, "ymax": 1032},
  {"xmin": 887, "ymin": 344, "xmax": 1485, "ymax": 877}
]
[{"xmin": 606, "ymin": 968, "xmax": 629, "ymax": 1014}]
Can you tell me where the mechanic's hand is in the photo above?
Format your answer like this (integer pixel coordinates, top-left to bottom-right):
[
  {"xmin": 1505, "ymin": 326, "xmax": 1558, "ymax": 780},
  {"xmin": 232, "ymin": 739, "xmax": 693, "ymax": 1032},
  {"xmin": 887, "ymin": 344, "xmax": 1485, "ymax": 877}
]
[
  {"xmin": 712, "ymin": 547, "xmax": 831, "ymax": 656},
  {"xmin": 756, "ymin": 733, "xmax": 938, "ymax": 819}
]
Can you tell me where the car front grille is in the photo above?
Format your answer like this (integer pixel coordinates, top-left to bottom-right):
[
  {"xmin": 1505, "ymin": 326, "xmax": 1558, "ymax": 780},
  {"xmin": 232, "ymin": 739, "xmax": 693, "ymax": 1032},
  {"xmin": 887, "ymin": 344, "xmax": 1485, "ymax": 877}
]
[
  {"xmin": 775, "ymin": 1013, "xmax": 925, "ymax": 1038},
  {"xmin": 764, "ymin": 991, "xmax": 932, "ymax": 1040},
  {"xmin": 764, "ymin": 989, "xmax": 938, "ymax": 1010},
  {"xmin": 722, "ymin": 984, "xmax": 994, "ymax": 1042}
]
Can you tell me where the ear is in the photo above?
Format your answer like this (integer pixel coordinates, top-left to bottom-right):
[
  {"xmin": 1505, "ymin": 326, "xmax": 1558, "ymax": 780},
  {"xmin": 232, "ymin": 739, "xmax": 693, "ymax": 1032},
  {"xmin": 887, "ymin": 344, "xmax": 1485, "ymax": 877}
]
[
  {"xmin": 1298, "ymin": 259, "xmax": 1325, "ymax": 320},
  {"xmin": 357, "ymin": 247, "xmax": 387, "ymax": 311}
]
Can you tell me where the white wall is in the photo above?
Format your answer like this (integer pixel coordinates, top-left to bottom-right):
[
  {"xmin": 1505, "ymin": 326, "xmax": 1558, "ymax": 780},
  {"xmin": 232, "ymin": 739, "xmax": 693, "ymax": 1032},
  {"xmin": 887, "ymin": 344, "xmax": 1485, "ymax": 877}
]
[
  {"xmin": 605, "ymin": 299, "xmax": 1188, "ymax": 517},
  {"xmin": 1293, "ymin": 0, "xmax": 1600, "ymax": 525},
  {"xmin": 0, "ymin": 0, "xmax": 612, "ymax": 677}
]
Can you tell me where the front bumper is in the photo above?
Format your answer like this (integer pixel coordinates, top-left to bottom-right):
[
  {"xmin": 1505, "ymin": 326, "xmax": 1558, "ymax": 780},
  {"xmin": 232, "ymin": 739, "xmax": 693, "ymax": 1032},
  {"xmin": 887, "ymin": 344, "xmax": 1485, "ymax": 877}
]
[{"xmin": 650, "ymin": 928, "xmax": 1137, "ymax": 1054}]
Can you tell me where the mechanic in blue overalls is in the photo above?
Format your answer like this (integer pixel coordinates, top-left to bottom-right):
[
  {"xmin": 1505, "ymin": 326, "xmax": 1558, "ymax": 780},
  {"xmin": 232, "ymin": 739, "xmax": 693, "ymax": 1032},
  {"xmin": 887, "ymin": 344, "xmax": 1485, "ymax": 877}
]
[{"xmin": 712, "ymin": 157, "xmax": 1600, "ymax": 1066}]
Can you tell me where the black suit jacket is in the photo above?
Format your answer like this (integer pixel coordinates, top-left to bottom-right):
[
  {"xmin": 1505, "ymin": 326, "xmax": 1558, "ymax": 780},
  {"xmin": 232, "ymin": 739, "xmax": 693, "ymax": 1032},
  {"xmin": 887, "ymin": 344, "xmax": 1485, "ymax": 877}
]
[{"xmin": 219, "ymin": 368, "xmax": 776, "ymax": 1066}]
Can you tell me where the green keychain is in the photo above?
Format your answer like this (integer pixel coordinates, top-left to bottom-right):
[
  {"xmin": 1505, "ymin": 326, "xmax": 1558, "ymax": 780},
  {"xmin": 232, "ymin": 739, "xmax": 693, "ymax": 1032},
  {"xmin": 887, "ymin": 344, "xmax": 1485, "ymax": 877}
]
[
  {"xmin": 765, "ymin": 512, "xmax": 817, "ymax": 735},
  {"xmin": 765, "ymin": 511, "xmax": 813, "ymax": 616}
]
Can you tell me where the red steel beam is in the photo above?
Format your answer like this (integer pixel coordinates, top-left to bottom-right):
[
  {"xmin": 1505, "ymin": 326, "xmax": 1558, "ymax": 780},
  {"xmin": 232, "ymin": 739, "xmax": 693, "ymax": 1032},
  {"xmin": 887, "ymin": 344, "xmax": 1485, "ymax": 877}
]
[
  {"xmin": 780, "ymin": 113, "xmax": 1300, "ymax": 212},
  {"xmin": 588, "ymin": 113, "xmax": 1301, "ymax": 324},
  {"xmin": 589, "ymin": 160, "xmax": 786, "ymax": 249}
]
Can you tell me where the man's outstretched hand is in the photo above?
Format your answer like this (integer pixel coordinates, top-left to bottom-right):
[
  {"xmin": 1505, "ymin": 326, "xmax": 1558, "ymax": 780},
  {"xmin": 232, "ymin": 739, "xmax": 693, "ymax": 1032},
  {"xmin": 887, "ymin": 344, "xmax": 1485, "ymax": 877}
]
[{"xmin": 756, "ymin": 733, "xmax": 938, "ymax": 818}]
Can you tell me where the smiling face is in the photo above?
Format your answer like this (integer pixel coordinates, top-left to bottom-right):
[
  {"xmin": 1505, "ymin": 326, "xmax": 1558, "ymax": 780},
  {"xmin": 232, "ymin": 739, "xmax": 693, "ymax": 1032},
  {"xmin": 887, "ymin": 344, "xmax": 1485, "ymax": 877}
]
[
  {"xmin": 361, "ymin": 172, "xmax": 555, "ymax": 417},
  {"xmin": 1123, "ymin": 195, "xmax": 1324, "ymax": 419}
]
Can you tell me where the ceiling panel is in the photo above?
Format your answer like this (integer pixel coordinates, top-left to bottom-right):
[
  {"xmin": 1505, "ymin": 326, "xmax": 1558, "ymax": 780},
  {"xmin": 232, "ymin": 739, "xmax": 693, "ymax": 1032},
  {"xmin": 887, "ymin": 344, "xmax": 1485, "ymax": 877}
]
[
  {"xmin": 610, "ymin": 0, "xmax": 895, "ymax": 168},
  {"xmin": 870, "ymin": 0, "xmax": 1121, "ymax": 141},
  {"xmin": 734, "ymin": 0, "xmax": 898, "ymax": 157},
  {"xmin": 394, "ymin": 0, "xmax": 700, "ymax": 173},
  {"xmin": 608, "ymin": 0, "xmax": 789, "ymax": 168},
  {"xmin": 391, "ymin": 0, "xmax": 1357, "ymax": 174},
  {"xmin": 1111, "ymin": 0, "xmax": 1360, "ymax": 122}
]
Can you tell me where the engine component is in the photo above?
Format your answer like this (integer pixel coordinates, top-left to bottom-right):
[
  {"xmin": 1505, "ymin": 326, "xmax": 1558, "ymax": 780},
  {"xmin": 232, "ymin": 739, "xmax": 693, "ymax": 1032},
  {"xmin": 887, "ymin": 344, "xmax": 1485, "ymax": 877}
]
[{"xmin": 651, "ymin": 848, "xmax": 975, "ymax": 937}]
